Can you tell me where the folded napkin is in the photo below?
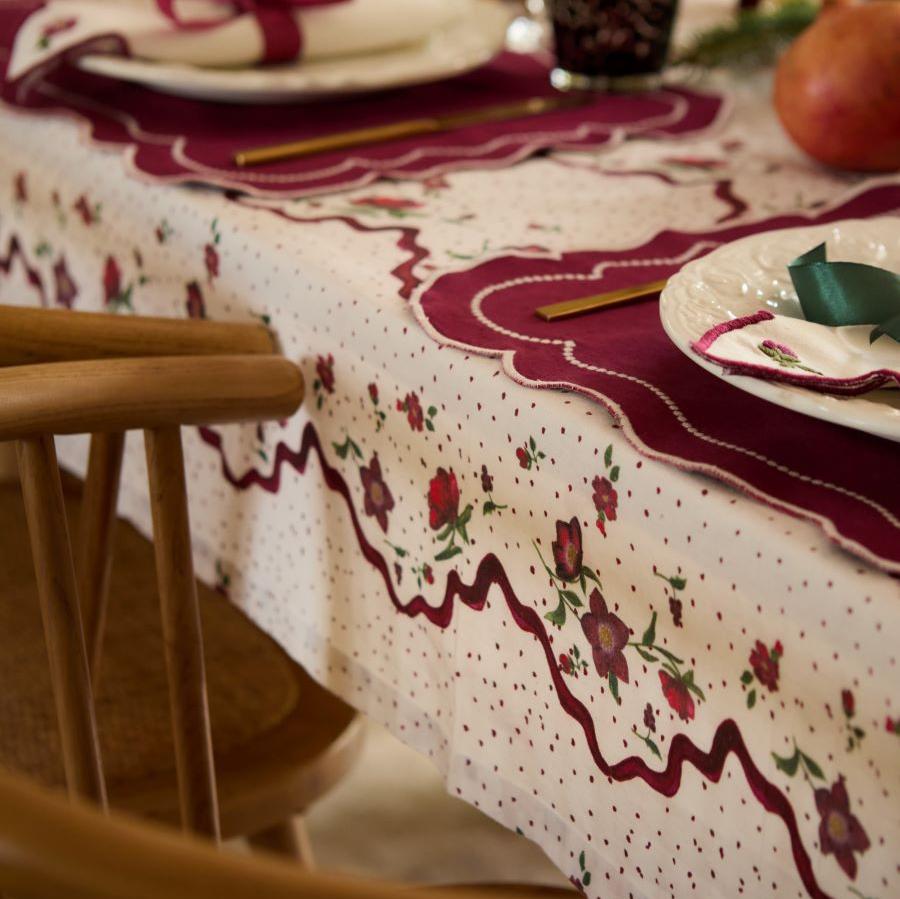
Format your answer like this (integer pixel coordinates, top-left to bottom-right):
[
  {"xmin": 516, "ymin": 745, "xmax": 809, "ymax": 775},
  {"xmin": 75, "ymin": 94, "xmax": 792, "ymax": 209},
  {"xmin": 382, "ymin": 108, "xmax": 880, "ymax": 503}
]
[
  {"xmin": 7, "ymin": 0, "xmax": 464, "ymax": 81},
  {"xmin": 692, "ymin": 310, "xmax": 900, "ymax": 395},
  {"xmin": 691, "ymin": 243, "xmax": 900, "ymax": 395}
]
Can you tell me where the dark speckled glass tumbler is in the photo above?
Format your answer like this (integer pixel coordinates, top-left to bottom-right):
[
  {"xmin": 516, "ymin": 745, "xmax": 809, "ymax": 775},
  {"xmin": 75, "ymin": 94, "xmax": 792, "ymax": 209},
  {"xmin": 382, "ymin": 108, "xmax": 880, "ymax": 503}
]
[{"xmin": 548, "ymin": 0, "xmax": 679, "ymax": 92}]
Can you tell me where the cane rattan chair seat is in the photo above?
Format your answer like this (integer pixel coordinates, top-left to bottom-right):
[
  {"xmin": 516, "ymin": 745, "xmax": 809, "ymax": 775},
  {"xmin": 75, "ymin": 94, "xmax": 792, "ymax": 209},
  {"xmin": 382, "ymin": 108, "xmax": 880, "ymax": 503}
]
[{"xmin": 0, "ymin": 476, "xmax": 364, "ymax": 838}]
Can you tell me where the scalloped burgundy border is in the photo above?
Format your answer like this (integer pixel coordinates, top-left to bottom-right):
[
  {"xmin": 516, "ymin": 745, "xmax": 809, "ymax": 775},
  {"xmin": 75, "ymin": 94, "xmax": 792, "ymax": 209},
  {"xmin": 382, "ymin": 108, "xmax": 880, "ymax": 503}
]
[{"xmin": 198, "ymin": 421, "xmax": 834, "ymax": 899}]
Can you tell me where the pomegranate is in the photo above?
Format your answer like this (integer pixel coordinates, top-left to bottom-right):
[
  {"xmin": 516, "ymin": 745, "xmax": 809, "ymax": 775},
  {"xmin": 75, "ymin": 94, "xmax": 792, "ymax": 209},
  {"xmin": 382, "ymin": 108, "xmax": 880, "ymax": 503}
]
[{"xmin": 774, "ymin": 0, "xmax": 900, "ymax": 172}]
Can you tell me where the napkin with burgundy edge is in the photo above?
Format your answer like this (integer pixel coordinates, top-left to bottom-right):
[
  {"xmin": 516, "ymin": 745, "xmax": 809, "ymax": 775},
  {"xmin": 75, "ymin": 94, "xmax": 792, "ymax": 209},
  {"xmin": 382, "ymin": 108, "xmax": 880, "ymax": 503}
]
[
  {"xmin": 691, "ymin": 244, "xmax": 900, "ymax": 395},
  {"xmin": 6, "ymin": 0, "xmax": 463, "ymax": 81}
]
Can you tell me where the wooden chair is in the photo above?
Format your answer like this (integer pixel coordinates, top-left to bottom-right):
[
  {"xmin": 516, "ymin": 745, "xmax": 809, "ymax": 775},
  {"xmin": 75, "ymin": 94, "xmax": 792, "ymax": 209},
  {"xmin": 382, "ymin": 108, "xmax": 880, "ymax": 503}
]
[
  {"xmin": 0, "ymin": 765, "xmax": 575, "ymax": 899},
  {"xmin": 0, "ymin": 305, "xmax": 364, "ymax": 860}
]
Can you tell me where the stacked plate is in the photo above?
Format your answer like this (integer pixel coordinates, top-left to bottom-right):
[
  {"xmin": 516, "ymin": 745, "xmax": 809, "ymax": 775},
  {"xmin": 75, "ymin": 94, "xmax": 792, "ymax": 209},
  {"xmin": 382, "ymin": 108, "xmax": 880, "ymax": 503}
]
[{"xmin": 75, "ymin": 0, "xmax": 513, "ymax": 103}]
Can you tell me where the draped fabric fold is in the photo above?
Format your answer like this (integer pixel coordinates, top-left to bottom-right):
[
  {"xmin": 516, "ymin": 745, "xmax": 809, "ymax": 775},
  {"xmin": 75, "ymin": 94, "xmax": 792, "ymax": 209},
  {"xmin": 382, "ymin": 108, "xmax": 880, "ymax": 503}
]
[{"xmin": 789, "ymin": 243, "xmax": 900, "ymax": 344}]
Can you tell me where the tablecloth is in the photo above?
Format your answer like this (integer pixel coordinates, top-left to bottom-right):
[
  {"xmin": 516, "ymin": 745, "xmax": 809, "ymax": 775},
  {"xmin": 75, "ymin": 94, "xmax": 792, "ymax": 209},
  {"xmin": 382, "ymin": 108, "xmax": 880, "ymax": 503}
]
[{"xmin": 1, "ymin": 19, "xmax": 898, "ymax": 899}]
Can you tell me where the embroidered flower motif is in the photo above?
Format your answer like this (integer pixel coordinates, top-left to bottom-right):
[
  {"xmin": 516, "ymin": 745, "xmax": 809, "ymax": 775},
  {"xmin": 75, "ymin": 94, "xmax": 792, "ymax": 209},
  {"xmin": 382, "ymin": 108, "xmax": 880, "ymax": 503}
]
[
  {"xmin": 762, "ymin": 339, "xmax": 798, "ymax": 359},
  {"xmin": 37, "ymin": 17, "xmax": 77, "ymax": 49},
  {"xmin": 643, "ymin": 702, "xmax": 656, "ymax": 733},
  {"xmin": 103, "ymin": 257, "xmax": 120, "ymax": 302},
  {"xmin": 204, "ymin": 218, "xmax": 221, "ymax": 282},
  {"xmin": 592, "ymin": 476, "xmax": 618, "ymax": 522},
  {"xmin": 759, "ymin": 339, "xmax": 822, "ymax": 374},
  {"xmin": 480, "ymin": 464, "xmax": 507, "ymax": 516},
  {"xmin": 423, "ymin": 174, "xmax": 450, "ymax": 193},
  {"xmin": 814, "ymin": 777, "xmax": 870, "ymax": 879},
  {"xmin": 558, "ymin": 645, "xmax": 588, "ymax": 678},
  {"xmin": 399, "ymin": 392, "xmax": 424, "ymax": 430},
  {"xmin": 102, "ymin": 256, "xmax": 132, "ymax": 310},
  {"xmin": 205, "ymin": 243, "xmax": 219, "ymax": 281},
  {"xmin": 551, "ymin": 517, "xmax": 583, "ymax": 582},
  {"xmin": 316, "ymin": 355, "xmax": 335, "ymax": 393},
  {"xmin": 428, "ymin": 468, "xmax": 460, "ymax": 531},
  {"xmin": 515, "ymin": 436, "xmax": 545, "ymax": 470},
  {"xmin": 73, "ymin": 194, "xmax": 99, "ymax": 225},
  {"xmin": 155, "ymin": 220, "xmax": 173, "ymax": 243},
  {"xmin": 351, "ymin": 196, "xmax": 423, "ymax": 216},
  {"xmin": 185, "ymin": 280, "xmax": 205, "ymax": 319},
  {"xmin": 53, "ymin": 256, "xmax": 77, "ymax": 308},
  {"xmin": 360, "ymin": 453, "xmax": 394, "ymax": 534},
  {"xmin": 749, "ymin": 639, "xmax": 782, "ymax": 691},
  {"xmin": 659, "ymin": 669, "xmax": 695, "ymax": 721},
  {"xmin": 840, "ymin": 689, "xmax": 865, "ymax": 751},
  {"xmin": 428, "ymin": 468, "xmax": 473, "ymax": 561},
  {"xmin": 594, "ymin": 445, "xmax": 621, "ymax": 535},
  {"xmin": 741, "ymin": 639, "xmax": 783, "ymax": 708},
  {"xmin": 580, "ymin": 589, "xmax": 630, "ymax": 685}
]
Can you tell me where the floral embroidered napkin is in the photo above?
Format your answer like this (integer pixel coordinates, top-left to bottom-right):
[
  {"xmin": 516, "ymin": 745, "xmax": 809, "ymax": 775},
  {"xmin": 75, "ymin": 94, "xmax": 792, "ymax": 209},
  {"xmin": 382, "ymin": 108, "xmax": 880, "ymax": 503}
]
[
  {"xmin": 691, "ymin": 309, "xmax": 900, "ymax": 395},
  {"xmin": 7, "ymin": 0, "xmax": 462, "ymax": 80}
]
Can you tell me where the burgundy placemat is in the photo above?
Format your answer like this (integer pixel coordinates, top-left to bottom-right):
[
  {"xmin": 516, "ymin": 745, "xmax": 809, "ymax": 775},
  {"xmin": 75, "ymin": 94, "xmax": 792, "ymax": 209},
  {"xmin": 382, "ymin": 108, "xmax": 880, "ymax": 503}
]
[
  {"xmin": 0, "ymin": 5, "xmax": 726, "ymax": 199},
  {"xmin": 413, "ymin": 184, "xmax": 900, "ymax": 574}
]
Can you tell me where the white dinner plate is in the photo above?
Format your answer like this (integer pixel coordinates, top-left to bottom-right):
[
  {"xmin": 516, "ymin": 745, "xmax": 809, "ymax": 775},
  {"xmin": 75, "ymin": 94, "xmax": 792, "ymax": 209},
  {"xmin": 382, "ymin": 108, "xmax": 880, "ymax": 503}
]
[
  {"xmin": 75, "ymin": 0, "xmax": 512, "ymax": 104},
  {"xmin": 659, "ymin": 218, "xmax": 900, "ymax": 443}
]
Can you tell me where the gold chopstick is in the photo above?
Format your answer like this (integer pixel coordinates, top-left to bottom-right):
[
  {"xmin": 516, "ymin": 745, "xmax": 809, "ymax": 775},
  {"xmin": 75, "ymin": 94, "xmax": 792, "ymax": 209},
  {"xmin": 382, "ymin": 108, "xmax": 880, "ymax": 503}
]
[
  {"xmin": 535, "ymin": 278, "xmax": 669, "ymax": 322},
  {"xmin": 233, "ymin": 94, "xmax": 589, "ymax": 167}
]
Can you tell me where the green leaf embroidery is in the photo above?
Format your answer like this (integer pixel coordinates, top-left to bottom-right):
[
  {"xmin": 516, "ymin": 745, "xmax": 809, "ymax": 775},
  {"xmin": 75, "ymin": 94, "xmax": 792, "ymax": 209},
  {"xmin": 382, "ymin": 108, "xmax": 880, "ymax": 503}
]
[
  {"xmin": 740, "ymin": 670, "xmax": 754, "ymax": 685},
  {"xmin": 545, "ymin": 598, "xmax": 567, "ymax": 627},
  {"xmin": 604, "ymin": 444, "xmax": 613, "ymax": 468},
  {"xmin": 800, "ymin": 752, "xmax": 824, "ymax": 780},
  {"xmin": 635, "ymin": 646, "xmax": 659, "ymax": 663},
  {"xmin": 608, "ymin": 672, "xmax": 619, "ymax": 702},
  {"xmin": 641, "ymin": 611, "xmax": 657, "ymax": 646},
  {"xmin": 772, "ymin": 748, "xmax": 800, "ymax": 777},
  {"xmin": 609, "ymin": 465, "xmax": 620, "ymax": 483},
  {"xmin": 747, "ymin": 688, "xmax": 757, "ymax": 709},
  {"xmin": 434, "ymin": 544, "xmax": 463, "ymax": 562},
  {"xmin": 560, "ymin": 589, "xmax": 583, "ymax": 608},
  {"xmin": 668, "ymin": 576, "xmax": 687, "ymax": 590}
]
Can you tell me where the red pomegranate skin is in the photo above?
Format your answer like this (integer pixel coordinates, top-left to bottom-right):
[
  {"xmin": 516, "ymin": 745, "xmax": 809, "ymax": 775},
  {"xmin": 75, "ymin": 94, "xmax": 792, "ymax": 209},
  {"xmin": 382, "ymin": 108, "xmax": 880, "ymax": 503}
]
[{"xmin": 774, "ymin": 1, "xmax": 900, "ymax": 172}]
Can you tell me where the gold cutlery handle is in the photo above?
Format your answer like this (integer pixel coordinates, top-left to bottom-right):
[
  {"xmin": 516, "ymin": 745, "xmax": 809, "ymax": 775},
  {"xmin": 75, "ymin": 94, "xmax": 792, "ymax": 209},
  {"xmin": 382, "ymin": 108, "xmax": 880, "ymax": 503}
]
[
  {"xmin": 535, "ymin": 278, "xmax": 669, "ymax": 322},
  {"xmin": 234, "ymin": 118, "xmax": 440, "ymax": 167}
]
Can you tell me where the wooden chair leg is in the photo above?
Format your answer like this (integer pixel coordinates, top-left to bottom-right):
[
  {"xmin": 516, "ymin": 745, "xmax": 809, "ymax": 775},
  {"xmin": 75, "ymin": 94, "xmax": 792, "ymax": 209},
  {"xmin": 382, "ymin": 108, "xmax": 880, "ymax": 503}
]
[
  {"xmin": 77, "ymin": 431, "xmax": 125, "ymax": 687},
  {"xmin": 16, "ymin": 435, "xmax": 106, "ymax": 807},
  {"xmin": 247, "ymin": 818, "xmax": 315, "ymax": 867},
  {"xmin": 144, "ymin": 426, "xmax": 220, "ymax": 841}
]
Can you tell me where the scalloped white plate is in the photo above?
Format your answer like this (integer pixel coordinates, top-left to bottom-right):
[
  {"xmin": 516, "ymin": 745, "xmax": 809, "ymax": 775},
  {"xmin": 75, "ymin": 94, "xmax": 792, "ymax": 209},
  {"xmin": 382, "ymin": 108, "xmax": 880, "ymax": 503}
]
[
  {"xmin": 76, "ymin": 0, "xmax": 512, "ymax": 104},
  {"xmin": 659, "ymin": 218, "xmax": 900, "ymax": 442}
]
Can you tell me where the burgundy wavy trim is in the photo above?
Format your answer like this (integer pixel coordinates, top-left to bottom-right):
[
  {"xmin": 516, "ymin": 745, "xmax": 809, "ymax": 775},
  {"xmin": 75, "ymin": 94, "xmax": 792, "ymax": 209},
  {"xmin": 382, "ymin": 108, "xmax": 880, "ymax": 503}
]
[
  {"xmin": 197, "ymin": 422, "xmax": 831, "ymax": 898},
  {"xmin": 231, "ymin": 196, "xmax": 428, "ymax": 299}
]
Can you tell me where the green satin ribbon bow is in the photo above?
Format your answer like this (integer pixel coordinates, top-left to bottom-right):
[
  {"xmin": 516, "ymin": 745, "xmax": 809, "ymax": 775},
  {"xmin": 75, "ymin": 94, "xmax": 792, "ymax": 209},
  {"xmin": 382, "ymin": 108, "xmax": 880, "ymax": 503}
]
[{"xmin": 788, "ymin": 243, "xmax": 900, "ymax": 345}]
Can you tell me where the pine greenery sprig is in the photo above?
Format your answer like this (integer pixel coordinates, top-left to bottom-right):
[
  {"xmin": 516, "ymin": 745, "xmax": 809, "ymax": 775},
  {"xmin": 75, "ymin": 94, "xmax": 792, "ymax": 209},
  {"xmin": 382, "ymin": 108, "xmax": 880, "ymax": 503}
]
[{"xmin": 674, "ymin": 0, "xmax": 818, "ymax": 69}]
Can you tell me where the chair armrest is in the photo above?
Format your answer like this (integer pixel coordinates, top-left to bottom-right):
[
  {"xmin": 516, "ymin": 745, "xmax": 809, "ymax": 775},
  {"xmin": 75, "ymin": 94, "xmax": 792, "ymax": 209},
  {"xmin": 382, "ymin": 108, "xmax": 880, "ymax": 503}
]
[
  {"xmin": 0, "ymin": 306, "xmax": 275, "ymax": 366},
  {"xmin": 0, "ymin": 356, "xmax": 303, "ymax": 440}
]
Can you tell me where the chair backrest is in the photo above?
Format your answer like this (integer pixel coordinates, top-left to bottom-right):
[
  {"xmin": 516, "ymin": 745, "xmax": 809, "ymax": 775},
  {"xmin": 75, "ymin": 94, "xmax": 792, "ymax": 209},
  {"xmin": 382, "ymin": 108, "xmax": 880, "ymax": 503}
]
[
  {"xmin": 3, "ymin": 349, "xmax": 305, "ymax": 839},
  {"xmin": 0, "ymin": 305, "xmax": 276, "ymax": 366},
  {"xmin": 0, "ymin": 766, "xmax": 521, "ymax": 899}
]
